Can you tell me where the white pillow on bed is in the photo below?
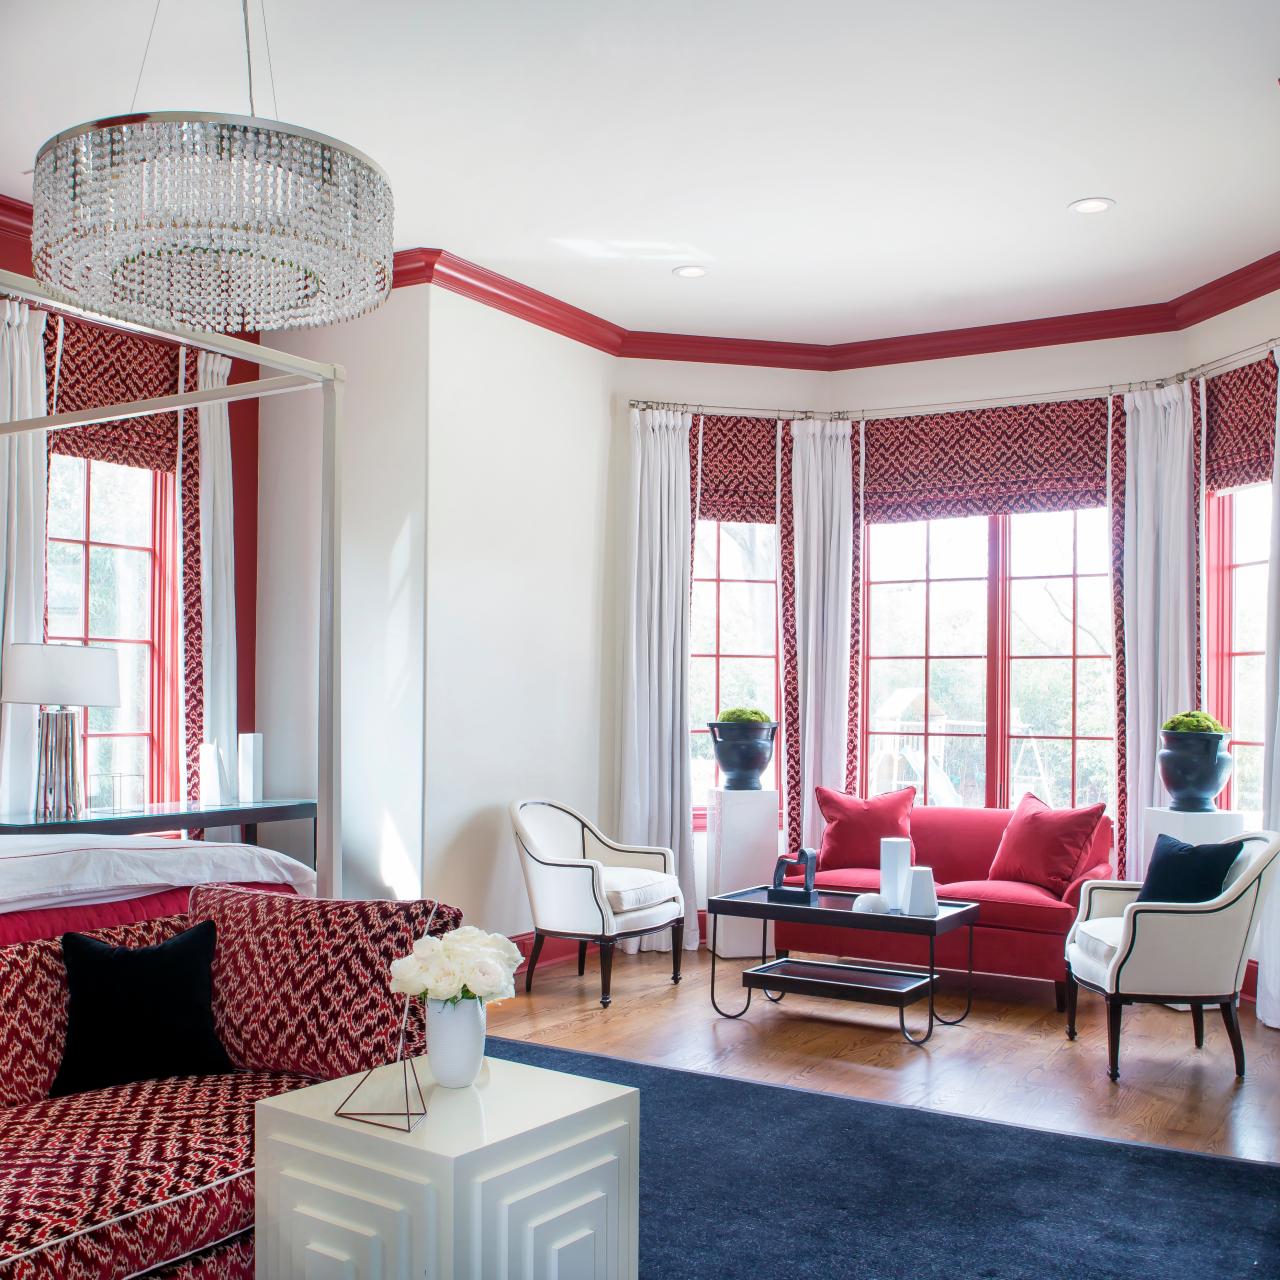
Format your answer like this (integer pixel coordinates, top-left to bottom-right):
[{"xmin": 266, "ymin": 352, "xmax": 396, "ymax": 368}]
[{"xmin": 0, "ymin": 835, "xmax": 316, "ymax": 913}]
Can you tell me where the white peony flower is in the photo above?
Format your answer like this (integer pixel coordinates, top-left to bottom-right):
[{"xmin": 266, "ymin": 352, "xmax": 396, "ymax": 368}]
[
  {"xmin": 389, "ymin": 953, "xmax": 428, "ymax": 996},
  {"xmin": 412, "ymin": 933, "xmax": 444, "ymax": 960},
  {"xmin": 466, "ymin": 955, "xmax": 508, "ymax": 999},
  {"xmin": 423, "ymin": 956, "xmax": 465, "ymax": 1002}
]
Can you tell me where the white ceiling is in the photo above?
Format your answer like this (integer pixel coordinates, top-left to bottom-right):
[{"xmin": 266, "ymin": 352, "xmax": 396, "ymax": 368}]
[{"xmin": 3, "ymin": 0, "xmax": 1279, "ymax": 343}]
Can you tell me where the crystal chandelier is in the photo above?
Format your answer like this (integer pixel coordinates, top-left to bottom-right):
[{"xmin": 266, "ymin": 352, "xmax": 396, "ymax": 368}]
[{"xmin": 31, "ymin": 4, "xmax": 393, "ymax": 332}]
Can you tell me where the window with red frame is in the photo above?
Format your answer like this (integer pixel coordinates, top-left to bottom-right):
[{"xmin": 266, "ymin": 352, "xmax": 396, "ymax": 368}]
[
  {"xmin": 863, "ymin": 508, "xmax": 1115, "ymax": 812},
  {"xmin": 46, "ymin": 456, "xmax": 175, "ymax": 807},
  {"xmin": 689, "ymin": 520, "xmax": 781, "ymax": 824},
  {"xmin": 1206, "ymin": 481, "xmax": 1270, "ymax": 822}
]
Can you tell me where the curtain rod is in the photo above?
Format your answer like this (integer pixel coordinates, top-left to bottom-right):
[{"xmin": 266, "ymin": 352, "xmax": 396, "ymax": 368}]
[{"xmin": 630, "ymin": 333, "xmax": 1279, "ymax": 423}]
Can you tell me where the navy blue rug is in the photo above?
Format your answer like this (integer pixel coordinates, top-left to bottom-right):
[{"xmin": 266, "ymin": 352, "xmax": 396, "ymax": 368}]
[{"xmin": 487, "ymin": 1037, "xmax": 1280, "ymax": 1279}]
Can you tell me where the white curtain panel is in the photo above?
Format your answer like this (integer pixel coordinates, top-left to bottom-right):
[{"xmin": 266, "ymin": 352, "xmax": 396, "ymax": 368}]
[
  {"xmin": 1257, "ymin": 347, "xmax": 1280, "ymax": 1027},
  {"xmin": 1122, "ymin": 384, "xmax": 1197, "ymax": 879},
  {"xmin": 619, "ymin": 408, "xmax": 697, "ymax": 950},
  {"xmin": 791, "ymin": 419, "xmax": 854, "ymax": 847},
  {"xmin": 0, "ymin": 301, "xmax": 48, "ymax": 816},
  {"xmin": 197, "ymin": 351, "xmax": 238, "ymax": 813}
]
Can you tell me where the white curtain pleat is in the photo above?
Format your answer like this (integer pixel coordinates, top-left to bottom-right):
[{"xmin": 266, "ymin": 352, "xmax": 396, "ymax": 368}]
[
  {"xmin": 0, "ymin": 301, "xmax": 48, "ymax": 816},
  {"xmin": 1122, "ymin": 384, "xmax": 1198, "ymax": 880},
  {"xmin": 1257, "ymin": 347, "xmax": 1280, "ymax": 1027},
  {"xmin": 791, "ymin": 419, "xmax": 854, "ymax": 848},
  {"xmin": 619, "ymin": 408, "xmax": 697, "ymax": 950},
  {"xmin": 197, "ymin": 351, "xmax": 238, "ymax": 822}
]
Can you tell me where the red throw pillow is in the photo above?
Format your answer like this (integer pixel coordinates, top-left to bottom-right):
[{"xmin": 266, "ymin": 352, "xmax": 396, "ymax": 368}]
[
  {"xmin": 815, "ymin": 786, "xmax": 915, "ymax": 870},
  {"xmin": 987, "ymin": 793, "xmax": 1105, "ymax": 897}
]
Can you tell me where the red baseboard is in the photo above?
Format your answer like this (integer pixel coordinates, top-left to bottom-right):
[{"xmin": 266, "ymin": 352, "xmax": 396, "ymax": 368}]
[{"xmin": 1242, "ymin": 958, "xmax": 1258, "ymax": 1003}]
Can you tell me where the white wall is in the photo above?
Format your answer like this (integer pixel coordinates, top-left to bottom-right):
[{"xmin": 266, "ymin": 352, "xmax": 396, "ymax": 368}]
[
  {"xmin": 258, "ymin": 287, "xmax": 431, "ymax": 899},
  {"xmin": 422, "ymin": 289, "xmax": 615, "ymax": 937}
]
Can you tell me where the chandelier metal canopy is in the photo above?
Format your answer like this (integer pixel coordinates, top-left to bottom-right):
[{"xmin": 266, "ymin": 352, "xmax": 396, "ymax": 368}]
[{"xmin": 32, "ymin": 111, "xmax": 394, "ymax": 332}]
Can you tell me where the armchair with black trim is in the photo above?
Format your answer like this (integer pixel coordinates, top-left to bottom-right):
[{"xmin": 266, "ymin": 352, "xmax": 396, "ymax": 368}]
[
  {"xmin": 1064, "ymin": 831, "xmax": 1280, "ymax": 1080},
  {"xmin": 510, "ymin": 798, "xmax": 685, "ymax": 1007}
]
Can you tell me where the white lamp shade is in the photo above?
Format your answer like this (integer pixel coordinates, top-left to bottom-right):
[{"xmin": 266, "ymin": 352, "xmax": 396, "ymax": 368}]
[{"xmin": 2, "ymin": 643, "xmax": 121, "ymax": 708}]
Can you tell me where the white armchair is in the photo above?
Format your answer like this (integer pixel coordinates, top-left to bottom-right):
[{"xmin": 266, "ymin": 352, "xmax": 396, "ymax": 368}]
[
  {"xmin": 510, "ymin": 799, "xmax": 685, "ymax": 1007},
  {"xmin": 1065, "ymin": 832, "xmax": 1280, "ymax": 1079}
]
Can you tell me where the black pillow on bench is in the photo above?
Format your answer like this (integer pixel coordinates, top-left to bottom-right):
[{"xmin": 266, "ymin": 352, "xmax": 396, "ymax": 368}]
[
  {"xmin": 50, "ymin": 919, "xmax": 234, "ymax": 1097},
  {"xmin": 1136, "ymin": 833, "xmax": 1243, "ymax": 905}
]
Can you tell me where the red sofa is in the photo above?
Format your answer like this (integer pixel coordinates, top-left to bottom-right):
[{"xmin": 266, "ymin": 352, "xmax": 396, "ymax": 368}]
[
  {"xmin": 774, "ymin": 805, "xmax": 1114, "ymax": 1001},
  {"xmin": 0, "ymin": 885, "xmax": 461, "ymax": 1280}
]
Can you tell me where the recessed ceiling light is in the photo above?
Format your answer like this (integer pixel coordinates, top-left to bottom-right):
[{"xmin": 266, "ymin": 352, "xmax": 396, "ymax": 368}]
[
  {"xmin": 672, "ymin": 264, "xmax": 707, "ymax": 278},
  {"xmin": 1068, "ymin": 197, "xmax": 1116, "ymax": 215}
]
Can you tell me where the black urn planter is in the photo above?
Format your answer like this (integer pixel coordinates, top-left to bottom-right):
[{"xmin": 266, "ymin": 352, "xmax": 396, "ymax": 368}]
[
  {"xmin": 708, "ymin": 721, "xmax": 778, "ymax": 790},
  {"xmin": 1157, "ymin": 731, "xmax": 1233, "ymax": 813}
]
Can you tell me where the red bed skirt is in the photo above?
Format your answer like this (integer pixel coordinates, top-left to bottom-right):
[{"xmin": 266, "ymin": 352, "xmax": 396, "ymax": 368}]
[{"xmin": 0, "ymin": 882, "xmax": 296, "ymax": 945}]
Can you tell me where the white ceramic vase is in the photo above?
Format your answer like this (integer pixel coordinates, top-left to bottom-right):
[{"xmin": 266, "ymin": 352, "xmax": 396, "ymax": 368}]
[{"xmin": 426, "ymin": 997, "xmax": 487, "ymax": 1088}]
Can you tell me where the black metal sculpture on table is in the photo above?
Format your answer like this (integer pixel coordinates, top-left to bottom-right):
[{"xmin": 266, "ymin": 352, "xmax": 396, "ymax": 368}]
[{"xmin": 767, "ymin": 847, "xmax": 818, "ymax": 905}]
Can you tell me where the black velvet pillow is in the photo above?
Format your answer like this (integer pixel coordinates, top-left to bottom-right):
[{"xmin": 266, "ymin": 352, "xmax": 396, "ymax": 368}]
[
  {"xmin": 1137, "ymin": 833, "xmax": 1243, "ymax": 904},
  {"xmin": 50, "ymin": 919, "xmax": 234, "ymax": 1097}
]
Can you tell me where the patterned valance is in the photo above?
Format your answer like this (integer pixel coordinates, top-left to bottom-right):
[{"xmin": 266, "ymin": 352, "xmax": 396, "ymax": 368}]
[
  {"xmin": 692, "ymin": 415, "xmax": 780, "ymax": 523},
  {"xmin": 43, "ymin": 319, "xmax": 185, "ymax": 472},
  {"xmin": 863, "ymin": 398, "xmax": 1109, "ymax": 523},
  {"xmin": 1204, "ymin": 355, "xmax": 1277, "ymax": 492}
]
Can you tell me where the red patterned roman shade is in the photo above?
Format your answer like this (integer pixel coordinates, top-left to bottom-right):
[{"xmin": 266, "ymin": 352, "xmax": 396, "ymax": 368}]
[
  {"xmin": 1204, "ymin": 355, "xmax": 1277, "ymax": 492},
  {"xmin": 863, "ymin": 398, "xmax": 1109, "ymax": 523},
  {"xmin": 692, "ymin": 415, "xmax": 780, "ymax": 522}
]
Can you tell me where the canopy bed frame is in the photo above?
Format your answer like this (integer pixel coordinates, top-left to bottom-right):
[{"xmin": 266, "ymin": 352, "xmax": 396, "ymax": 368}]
[{"xmin": 0, "ymin": 266, "xmax": 343, "ymax": 897}]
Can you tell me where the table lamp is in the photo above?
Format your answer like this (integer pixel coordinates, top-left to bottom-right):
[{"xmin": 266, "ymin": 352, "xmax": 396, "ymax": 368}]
[{"xmin": 2, "ymin": 643, "xmax": 121, "ymax": 820}]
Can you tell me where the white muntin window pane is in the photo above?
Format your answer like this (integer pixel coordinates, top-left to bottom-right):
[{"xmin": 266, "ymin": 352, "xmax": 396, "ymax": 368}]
[
  {"xmin": 690, "ymin": 581, "xmax": 716, "ymax": 654},
  {"xmin": 88, "ymin": 462, "xmax": 153, "ymax": 547},
  {"xmin": 1010, "ymin": 579, "xmax": 1073, "ymax": 656},
  {"xmin": 928, "ymin": 516, "xmax": 988, "ymax": 580},
  {"xmin": 87, "ymin": 735, "xmax": 148, "ymax": 797},
  {"xmin": 47, "ymin": 542, "xmax": 85, "ymax": 636},
  {"xmin": 87, "ymin": 643, "xmax": 148, "ymax": 732},
  {"xmin": 1232, "ymin": 655, "xmax": 1265, "ymax": 743},
  {"xmin": 1075, "ymin": 506, "xmax": 1110, "ymax": 574},
  {"xmin": 867, "ymin": 659, "xmax": 926, "ymax": 733},
  {"xmin": 929, "ymin": 580, "xmax": 987, "ymax": 656},
  {"xmin": 48, "ymin": 455, "xmax": 86, "ymax": 539},
  {"xmin": 693, "ymin": 520, "xmax": 717, "ymax": 578},
  {"xmin": 1233, "ymin": 744, "xmax": 1263, "ymax": 821},
  {"xmin": 1009, "ymin": 510, "xmax": 1074, "ymax": 577},
  {"xmin": 1009, "ymin": 737, "xmax": 1071, "ymax": 809},
  {"xmin": 1232, "ymin": 483, "xmax": 1271, "ymax": 564},
  {"xmin": 868, "ymin": 582, "xmax": 925, "ymax": 656},
  {"xmin": 865, "ymin": 732, "xmax": 924, "ymax": 797},
  {"xmin": 689, "ymin": 657, "xmax": 716, "ymax": 727},
  {"xmin": 1076, "ymin": 578, "xmax": 1112, "ymax": 656},
  {"xmin": 1075, "ymin": 659, "xmax": 1115, "ymax": 738},
  {"xmin": 1075, "ymin": 739, "xmax": 1116, "ymax": 817},
  {"xmin": 1010, "ymin": 659, "xmax": 1073, "ymax": 736},
  {"xmin": 927, "ymin": 658, "xmax": 986, "ymax": 733},
  {"xmin": 1232, "ymin": 563, "xmax": 1268, "ymax": 653},
  {"xmin": 927, "ymin": 735, "xmax": 986, "ymax": 807},
  {"xmin": 867, "ymin": 520, "xmax": 926, "ymax": 582},
  {"xmin": 719, "ymin": 582, "xmax": 775, "ymax": 654},
  {"xmin": 88, "ymin": 546, "xmax": 150, "ymax": 640},
  {"xmin": 690, "ymin": 733, "xmax": 715, "ymax": 807},
  {"xmin": 719, "ymin": 522, "xmax": 776, "ymax": 580},
  {"xmin": 718, "ymin": 658, "xmax": 776, "ymax": 719}
]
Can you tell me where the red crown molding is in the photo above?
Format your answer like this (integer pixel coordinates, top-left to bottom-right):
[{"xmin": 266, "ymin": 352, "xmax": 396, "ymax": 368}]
[{"xmin": 5, "ymin": 194, "xmax": 1279, "ymax": 371}]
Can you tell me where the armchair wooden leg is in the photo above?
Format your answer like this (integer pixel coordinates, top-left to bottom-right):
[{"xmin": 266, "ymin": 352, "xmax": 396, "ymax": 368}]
[
  {"xmin": 524, "ymin": 931, "xmax": 545, "ymax": 994},
  {"xmin": 599, "ymin": 941, "xmax": 616, "ymax": 1008},
  {"xmin": 1220, "ymin": 999, "xmax": 1246, "ymax": 1077},
  {"xmin": 1054, "ymin": 980, "xmax": 1067, "ymax": 1014},
  {"xmin": 1191, "ymin": 1002, "xmax": 1205, "ymax": 1049},
  {"xmin": 577, "ymin": 941, "xmax": 588, "ymax": 976},
  {"xmin": 1065, "ymin": 970, "xmax": 1078, "ymax": 1041},
  {"xmin": 1106, "ymin": 997, "xmax": 1123, "ymax": 1081},
  {"xmin": 671, "ymin": 919, "xmax": 684, "ymax": 984}
]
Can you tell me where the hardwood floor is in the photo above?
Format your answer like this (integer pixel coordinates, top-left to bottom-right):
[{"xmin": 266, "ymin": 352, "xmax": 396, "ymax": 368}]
[{"xmin": 489, "ymin": 947, "xmax": 1280, "ymax": 1163}]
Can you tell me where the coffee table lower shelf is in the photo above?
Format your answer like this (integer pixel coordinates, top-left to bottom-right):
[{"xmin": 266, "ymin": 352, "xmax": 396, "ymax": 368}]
[{"xmin": 743, "ymin": 957, "xmax": 933, "ymax": 1007}]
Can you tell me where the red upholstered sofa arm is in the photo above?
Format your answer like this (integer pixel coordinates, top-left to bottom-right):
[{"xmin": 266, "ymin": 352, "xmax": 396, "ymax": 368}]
[{"xmin": 1064, "ymin": 861, "xmax": 1115, "ymax": 912}]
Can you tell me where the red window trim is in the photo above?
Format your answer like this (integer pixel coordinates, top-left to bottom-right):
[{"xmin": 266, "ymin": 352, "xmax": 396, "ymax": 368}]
[
  {"xmin": 860, "ymin": 509, "xmax": 1116, "ymax": 810},
  {"xmin": 690, "ymin": 519, "xmax": 783, "ymax": 832}
]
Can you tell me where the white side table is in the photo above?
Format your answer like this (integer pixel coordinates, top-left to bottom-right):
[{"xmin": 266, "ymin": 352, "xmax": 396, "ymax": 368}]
[
  {"xmin": 256, "ymin": 1055, "xmax": 639, "ymax": 1279},
  {"xmin": 706, "ymin": 787, "xmax": 781, "ymax": 958}
]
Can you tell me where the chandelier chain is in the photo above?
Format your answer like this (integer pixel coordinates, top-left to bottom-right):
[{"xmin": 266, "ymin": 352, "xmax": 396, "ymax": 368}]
[
  {"xmin": 241, "ymin": 0, "xmax": 256, "ymax": 117},
  {"xmin": 128, "ymin": 0, "xmax": 164, "ymax": 113},
  {"xmin": 259, "ymin": 0, "xmax": 280, "ymax": 119}
]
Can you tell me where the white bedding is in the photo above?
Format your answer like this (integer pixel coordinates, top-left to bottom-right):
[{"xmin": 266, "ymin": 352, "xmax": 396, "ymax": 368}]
[{"xmin": 0, "ymin": 835, "xmax": 317, "ymax": 913}]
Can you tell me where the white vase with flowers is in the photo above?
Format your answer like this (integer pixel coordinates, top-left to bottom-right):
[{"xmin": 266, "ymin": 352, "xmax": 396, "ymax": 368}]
[{"xmin": 389, "ymin": 926, "xmax": 521, "ymax": 1088}]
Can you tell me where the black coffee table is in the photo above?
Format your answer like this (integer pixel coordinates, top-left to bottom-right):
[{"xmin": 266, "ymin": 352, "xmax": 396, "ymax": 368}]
[{"xmin": 707, "ymin": 886, "xmax": 980, "ymax": 1044}]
